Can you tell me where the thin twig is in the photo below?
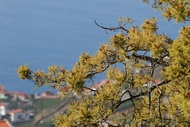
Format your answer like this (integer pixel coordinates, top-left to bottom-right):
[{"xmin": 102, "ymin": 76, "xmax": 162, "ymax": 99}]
[{"xmin": 94, "ymin": 20, "xmax": 129, "ymax": 33}]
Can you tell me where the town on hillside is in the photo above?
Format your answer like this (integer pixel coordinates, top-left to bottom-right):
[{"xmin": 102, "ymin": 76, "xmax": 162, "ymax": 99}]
[
  {"xmin": 0, "ymin": 84, "xmax": 59, "ymax": 127},
  {"xmin": 0, "ymin": 75, "xmax": 161, "ymax": 127},
  {"xmin": 0, "ymin": 79, "xmax": 109, "ymax": 127}
]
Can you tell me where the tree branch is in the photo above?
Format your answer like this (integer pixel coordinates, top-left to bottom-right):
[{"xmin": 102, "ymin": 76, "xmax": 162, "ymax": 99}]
[
  {"xmin": 94, "ymin": 20, "xmax": 129, "ymax": 33},
  {"xmin": 114, "ymin": 80, "xmax": 171, "ymax": 109}
]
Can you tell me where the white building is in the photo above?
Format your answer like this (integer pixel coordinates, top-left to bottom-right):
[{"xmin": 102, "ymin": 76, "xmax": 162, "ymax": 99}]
[
  {"xmin": 0, "ymin": 102, "xmax": 9, "ymax": 116},
  {"xmin": 9, "ymin": 109, "xmax": 30, "ymax": 123},
  {"xmin": 0, "ymin": 85, "xmax": 9, "ymax": 99},
  {"xmin": 11, "ymin": 92, "xmax": 30, "ymax": 102}
]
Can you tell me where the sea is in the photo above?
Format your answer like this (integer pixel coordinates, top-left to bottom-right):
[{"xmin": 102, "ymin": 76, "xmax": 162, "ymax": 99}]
[{"xmin": 0, "ymin": 0, "xmax": 184, "ymax": 94}]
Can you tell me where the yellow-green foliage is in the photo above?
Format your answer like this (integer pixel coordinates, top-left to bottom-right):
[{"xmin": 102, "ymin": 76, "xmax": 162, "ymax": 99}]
[
  {"xmin": 17, "ymin": 1, "xmax": 190, "ymax": 127},
  {"xmin": 17, "ymin": 64, "xmax": 31, "ymax": 79},
  {"xmin": 145, "ymin": 0, "xmax": 190, "ymax": 22}
]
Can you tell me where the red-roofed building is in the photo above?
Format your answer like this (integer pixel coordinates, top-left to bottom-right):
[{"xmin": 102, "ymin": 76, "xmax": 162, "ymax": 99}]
[
  {"xmin": 11, "ymin": 92, "xmax": 30, "ymax": 102},
  {"xmin": 41, "ymin": 91, "xmax": 54, "ymax": 96},
  {"xmin": 93, "ymin": 79, "xmax": 108, "ymax": 89},
  {"xmin": 35, "ymin": 91, "xmax": 58, "ymax": 99},
  {"xmin": 0, "ymin": 85, "xmax": 4, "ymax": 90},
  {"xmin": 9, "ymin": 109, "xmax": 22, "ymax": 114},
  {"xmin": 0, "ymin": 119, "xmax": 13, "ymax": 127},
  {"xmin": 100, "ymin": 79, "xmax": 108, "ymax": 84},
  {"xmin": 9, "ymin": 109, "xmax": 29, "ymax": 123}
]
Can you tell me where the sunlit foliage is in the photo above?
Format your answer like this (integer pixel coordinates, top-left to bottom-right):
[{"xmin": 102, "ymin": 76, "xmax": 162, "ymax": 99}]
[
  {"xmin": 143, "ymin": 0, "xmax": 190, "ymax": 22},
  {"xmin": 17, "ymin": 1, "xmax": 190, "ymax": 126}
]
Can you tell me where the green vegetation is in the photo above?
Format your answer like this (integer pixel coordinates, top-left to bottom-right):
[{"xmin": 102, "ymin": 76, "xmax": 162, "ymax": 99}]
[
  {"xmin": 13, "ymin": 98, "xmax": 63, "ymax": 127},
  {"xmin": 18, "ymin": 0, "xmax": 190, "ymax": 126},
  {"xmin": 35, "ymin": 118, "xmax": 53, "ymax": 127},
  {"xmin": 14, "ymin": 119, "xmax": 34, "ymax": 127},
  {"xmin": 33, "ymin": 98, "xmax": 62, "ymax": 113},
  {"xmin": 14, "ymin": 118, "xmax": 53, "ymax": 127}
]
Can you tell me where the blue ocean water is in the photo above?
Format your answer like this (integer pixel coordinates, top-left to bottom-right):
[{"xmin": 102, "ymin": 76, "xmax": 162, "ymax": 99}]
[{"xmin": 0, "ymin": 0, "xmax": 183, "ymax": 94}]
